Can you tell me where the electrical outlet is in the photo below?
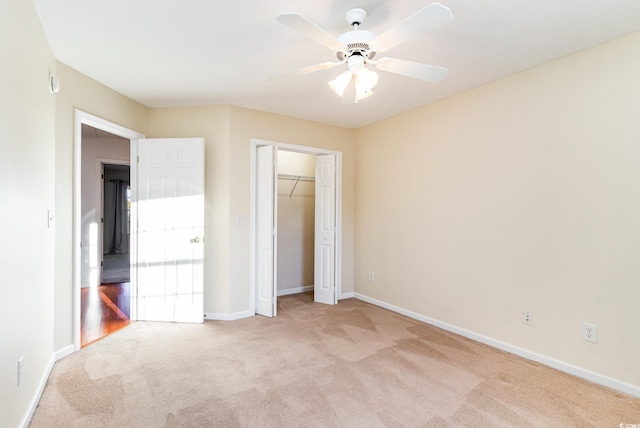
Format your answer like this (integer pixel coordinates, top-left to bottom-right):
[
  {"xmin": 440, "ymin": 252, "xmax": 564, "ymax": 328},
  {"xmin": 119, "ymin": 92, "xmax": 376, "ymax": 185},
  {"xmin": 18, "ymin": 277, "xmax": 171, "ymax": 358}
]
[
  {"xmin": 368, "ymin": 271, "xmax": 375, "ymax": 282},
  {"xmin": 17, "ymin": 357, "xmax": 23, "ymax": 386},
  {"xmin": 582, "ymin": 322, "xmax": 597, "ymax": 343},
  {"xmin": 522, "ymin": 310, "xmax": 533, "ymax": 326}
]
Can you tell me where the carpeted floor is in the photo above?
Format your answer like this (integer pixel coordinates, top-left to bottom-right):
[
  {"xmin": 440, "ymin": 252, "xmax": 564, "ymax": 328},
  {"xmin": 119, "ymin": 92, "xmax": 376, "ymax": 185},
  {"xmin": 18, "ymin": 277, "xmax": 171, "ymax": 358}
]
[
  {"xmin": 102, "ymin": 253, "xmax": 130, "ymax": 284},
  {"xmin": 30, "ymin": 293, "xmax": 640, "ymax": 427}
]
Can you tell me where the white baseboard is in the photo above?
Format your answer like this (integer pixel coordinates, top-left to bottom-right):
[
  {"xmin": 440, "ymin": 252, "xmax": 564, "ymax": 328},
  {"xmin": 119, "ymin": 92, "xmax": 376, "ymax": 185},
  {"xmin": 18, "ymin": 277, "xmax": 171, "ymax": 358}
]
[
  {"xmin": 354, "ymin": 293, "xmax": 640, "ymax": 399},
  {"xmin": 277, "ymin": 287, "xmax": 355, "ymax": 300},
  {"xmin": 20, "ymin": 353, "xmax": 55, "ymax": 428},
  {"xmin": 21, "ymin": 344, "xmax": 76, "ymax": 427},
  {"xmin": 204, "ymin": 310, "xmax": 254, "ymax": 321},
  {"xmin": 54, "ymin": 344, "xmax": 75, "ymax": 361},
  {"xmin": 277, "ymin": 285, "xmax": 313, "ymax": 297}
]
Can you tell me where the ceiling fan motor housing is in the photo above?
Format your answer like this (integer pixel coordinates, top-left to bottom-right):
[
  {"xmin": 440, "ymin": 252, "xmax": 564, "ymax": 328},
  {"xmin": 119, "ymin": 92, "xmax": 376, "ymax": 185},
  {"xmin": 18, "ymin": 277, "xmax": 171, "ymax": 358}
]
[
  {"xmin": 335, "ymin": 8, "xmax": 377, "ymax": 61},
  {"xmin": 337, "ymin": 28, "xmax": 376, "ymax": 61}
]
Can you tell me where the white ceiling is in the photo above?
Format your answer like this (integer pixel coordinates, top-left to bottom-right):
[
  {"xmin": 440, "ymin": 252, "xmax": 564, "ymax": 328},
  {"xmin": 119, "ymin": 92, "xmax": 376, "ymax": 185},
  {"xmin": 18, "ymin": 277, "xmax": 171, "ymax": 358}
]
[{"xmin": 33, "ymin": 0, "xmax": 640, "ymax": 129}]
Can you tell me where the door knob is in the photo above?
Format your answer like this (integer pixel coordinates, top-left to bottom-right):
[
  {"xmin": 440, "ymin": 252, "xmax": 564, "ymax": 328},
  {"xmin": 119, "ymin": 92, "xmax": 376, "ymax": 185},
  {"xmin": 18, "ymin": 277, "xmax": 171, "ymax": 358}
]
[{"xmin": 190, "ymin": 237, "xmax": 201, "ymax": 243}]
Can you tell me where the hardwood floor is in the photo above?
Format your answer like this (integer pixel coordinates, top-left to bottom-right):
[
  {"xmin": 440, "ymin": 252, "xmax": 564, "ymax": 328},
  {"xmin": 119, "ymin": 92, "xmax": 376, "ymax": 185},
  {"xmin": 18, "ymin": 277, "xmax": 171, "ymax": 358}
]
[{"xmin": 81, "ymin": 282, "xmax": 132, "ymax": 347}]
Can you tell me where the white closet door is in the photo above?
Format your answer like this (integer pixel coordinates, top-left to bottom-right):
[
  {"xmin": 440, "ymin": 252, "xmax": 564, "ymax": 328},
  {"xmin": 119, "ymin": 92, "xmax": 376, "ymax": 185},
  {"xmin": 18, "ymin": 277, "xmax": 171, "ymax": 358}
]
[
  {"xmin": 255, "ymin": 145, "xmax": 277, "ymax": 317},
  {"xmin": 314, "ymin": 154, "xmax": 336, "ymax": 305}
]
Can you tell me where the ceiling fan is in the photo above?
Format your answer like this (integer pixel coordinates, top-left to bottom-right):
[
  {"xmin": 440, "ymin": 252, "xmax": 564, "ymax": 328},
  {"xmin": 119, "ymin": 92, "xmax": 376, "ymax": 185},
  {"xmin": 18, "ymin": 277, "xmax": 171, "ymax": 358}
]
[{"xmin": 275, "ymin": 3, "xmax": 454, "ymax": 103}]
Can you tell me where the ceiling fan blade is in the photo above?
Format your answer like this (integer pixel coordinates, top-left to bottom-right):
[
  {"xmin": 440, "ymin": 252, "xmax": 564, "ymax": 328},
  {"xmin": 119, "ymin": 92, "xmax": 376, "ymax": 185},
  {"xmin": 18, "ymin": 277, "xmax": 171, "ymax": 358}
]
[
  {"xmin": 268, "ymin": 61, "xmax": 343, "ymax": 81},
  {"xmin": 371, "ymin": 3, "xmax": 453, "ymax": 53},
  {"xmin": 374, "ymin": 58, "xmax": 448, "ymax": 83},
  {"xmin": 276, "ymin": 13, "xmax": 344, "ymax": 52}
]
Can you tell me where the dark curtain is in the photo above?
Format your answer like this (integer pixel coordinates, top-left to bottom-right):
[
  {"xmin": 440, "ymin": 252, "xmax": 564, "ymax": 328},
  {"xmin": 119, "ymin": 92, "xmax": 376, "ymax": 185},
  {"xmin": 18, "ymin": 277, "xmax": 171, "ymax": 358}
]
[{"xmin": 105, "ymin": 179, "xmax": 129, "ymax": 254}]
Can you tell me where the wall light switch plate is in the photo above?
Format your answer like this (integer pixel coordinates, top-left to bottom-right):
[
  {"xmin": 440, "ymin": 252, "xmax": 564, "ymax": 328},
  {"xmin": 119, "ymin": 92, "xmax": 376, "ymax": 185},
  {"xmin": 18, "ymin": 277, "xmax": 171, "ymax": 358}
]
[
  {"xmin": 47, "ymin": 209, "xmax": 55, "ymax": 228},
  {"xmin": 17, "ymin": 356, "xmax": 24, "ymax": 386}
]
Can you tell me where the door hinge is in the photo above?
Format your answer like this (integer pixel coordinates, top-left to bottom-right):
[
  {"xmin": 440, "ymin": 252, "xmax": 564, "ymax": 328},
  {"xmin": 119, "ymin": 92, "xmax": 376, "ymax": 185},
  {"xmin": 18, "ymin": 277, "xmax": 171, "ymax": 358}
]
[
  {"xmin": 101, "ymin": 217, "xmax": 104, "ymax": 223},
  {"xmin": 101, "ymin": 261, "xmax": 103, "ymax": 267},
  {"xmin": 137, "ymin": 155, "xmax": 140, "ymax": 163},
  {"xmin": 101, "ymin": 174, "xmax": 104, "ymax": 179}
]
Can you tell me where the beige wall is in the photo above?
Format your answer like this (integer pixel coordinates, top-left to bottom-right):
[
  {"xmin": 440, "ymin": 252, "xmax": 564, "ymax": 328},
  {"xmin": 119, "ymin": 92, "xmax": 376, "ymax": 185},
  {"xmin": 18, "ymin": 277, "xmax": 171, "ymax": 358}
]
[
  {"xmin": 0, "ymin": 1, "xmax": 56, "ymax": 426},
  {"xmin": 54, "ymin": 63, "xmax": 148, "ymax": 349},
  {"xmin": 355, "ymin": 32, "xmax": 640, "ymax": 387},
  {"xmin": 278, "ymin": 150, "xmax": 316, "ymax": 177},
  {"xmin": 277, "ymin": 188, "xmax": 315, "ymax": 292}
]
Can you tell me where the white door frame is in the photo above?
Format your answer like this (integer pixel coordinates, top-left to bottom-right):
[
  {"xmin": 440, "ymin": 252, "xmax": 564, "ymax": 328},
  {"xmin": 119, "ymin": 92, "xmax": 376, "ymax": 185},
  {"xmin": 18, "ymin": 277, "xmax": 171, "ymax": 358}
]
[
  {"xmin": 73, "ymin": 110, "xmax": 144, "ymax": 351},
  {"xmin": 249, "ymin": 139, "xmax": 343, "ymax": 315},
  {"xmin": 96, "ymin": 158, "xmax": 130, "ymax": 286}
]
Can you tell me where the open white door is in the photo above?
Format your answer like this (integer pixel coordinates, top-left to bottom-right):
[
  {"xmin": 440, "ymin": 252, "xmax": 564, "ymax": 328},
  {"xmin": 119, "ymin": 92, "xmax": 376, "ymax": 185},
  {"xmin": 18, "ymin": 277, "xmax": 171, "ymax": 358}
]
[
  {"xmin": 136, "ymin": 138, "xmax": 204, "ymax": 323},
  {"xmin": 255, "ymin": 145, "xmax": 277, "ymax": 317},
  {"xmin": 314, "ymin": 154, "xmax": 337, "ymax": 305}
]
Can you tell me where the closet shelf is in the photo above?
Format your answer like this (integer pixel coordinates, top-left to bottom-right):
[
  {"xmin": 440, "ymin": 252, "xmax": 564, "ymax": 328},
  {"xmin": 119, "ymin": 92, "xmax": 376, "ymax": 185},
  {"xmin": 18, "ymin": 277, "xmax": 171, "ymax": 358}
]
[
  {"xmin": 277, "ymin": 174, "xmax": 315, "ymax": 198},
  {"xmin": 277, "ymin": 174, "xmax": 315, "ymax": 182}
]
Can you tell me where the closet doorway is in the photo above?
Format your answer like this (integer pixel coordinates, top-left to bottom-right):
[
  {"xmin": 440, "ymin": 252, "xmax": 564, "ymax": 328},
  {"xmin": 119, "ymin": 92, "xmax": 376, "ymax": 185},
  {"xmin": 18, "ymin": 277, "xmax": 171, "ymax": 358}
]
[
  {"xmin": 276, "ymin": 151, "xmax": 316, "ymax": 298},
  {"xmin": 251, "ymin": 140, "xmax": 343, "ymax": 318}
]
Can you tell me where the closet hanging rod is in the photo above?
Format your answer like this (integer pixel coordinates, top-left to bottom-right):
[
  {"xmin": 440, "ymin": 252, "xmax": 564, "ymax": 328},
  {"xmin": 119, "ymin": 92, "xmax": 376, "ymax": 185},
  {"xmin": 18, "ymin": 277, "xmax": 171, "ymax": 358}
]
[
  {"xmin": 277, "ymin": 174, "xmax": 315, "ymax": 182},
  {"xmin": 277, "ymin": 174, "xmax": 315, "ymax": 198}
]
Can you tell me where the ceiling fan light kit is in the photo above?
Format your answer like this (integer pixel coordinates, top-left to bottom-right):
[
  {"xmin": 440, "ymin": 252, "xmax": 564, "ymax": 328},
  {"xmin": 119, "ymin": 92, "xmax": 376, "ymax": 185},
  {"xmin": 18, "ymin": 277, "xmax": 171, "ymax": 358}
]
[
  {"xmin": 275, "ymin": 3, "xmax": 454, "ymax": 103},
  {"xmin": 329, "ymin": 54, "xmax": 379, "ymax": 102},
  {"xmin": 328, "ymin": 71, "xmax": 352, "ymax": 97}
]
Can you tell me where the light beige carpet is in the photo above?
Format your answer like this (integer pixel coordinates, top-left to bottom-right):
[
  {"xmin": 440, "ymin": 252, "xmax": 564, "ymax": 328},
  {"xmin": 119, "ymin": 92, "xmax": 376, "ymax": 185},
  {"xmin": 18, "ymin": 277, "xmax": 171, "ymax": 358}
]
[{"xmin": 31, "ymin": 293, "xmax": 640, "ymax": 427}]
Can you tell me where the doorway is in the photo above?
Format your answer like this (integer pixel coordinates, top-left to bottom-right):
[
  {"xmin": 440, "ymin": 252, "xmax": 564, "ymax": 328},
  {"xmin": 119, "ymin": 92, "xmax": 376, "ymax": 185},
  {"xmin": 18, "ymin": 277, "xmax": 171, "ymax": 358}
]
[
  {"xmin": 80, "ymin": 125, "xmax": 133, "ymax": 347},
  {"xmin": 101, "ymin": 163, "xmax": 131, "ymax": 284},
  {"xmin": 250, "ymin": 140, "xmax": 343, "ymax": 317},
  {"xmin": 276, "ymin": 151, "xmax": 316, "ymax": 298},
  {"xmin": 74, "ymin": 111, "xmax": 205, "ymax": 349},
  {"xmin": 74, "ymin": 110, "xmax": 144, "ymax": 350}
]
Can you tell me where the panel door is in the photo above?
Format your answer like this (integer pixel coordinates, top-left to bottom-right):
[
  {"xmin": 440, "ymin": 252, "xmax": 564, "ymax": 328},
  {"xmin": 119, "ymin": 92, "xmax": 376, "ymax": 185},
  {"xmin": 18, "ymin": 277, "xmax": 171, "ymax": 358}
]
[
  {"xmin": 136, "ymin": 138, "xmax": 204, "ymax": 323},
  {"xmin": 256, "ymin": 145, "xmax": 277, "ymax": 317},
  {"xmin": 314, "ymin": 154, "xmax": 336, "ymax": 305}
]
